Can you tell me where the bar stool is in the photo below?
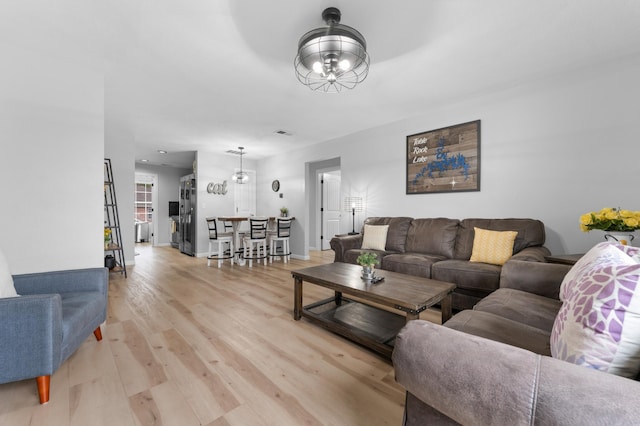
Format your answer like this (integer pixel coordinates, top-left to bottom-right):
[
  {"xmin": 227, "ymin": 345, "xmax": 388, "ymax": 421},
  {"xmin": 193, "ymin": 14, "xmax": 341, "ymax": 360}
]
[
  {"xmin": 206, "ymin": 217, "xmax": 234, "ymax": 268},
  {"xmin": 223, "ymin": 219, "xmax": 243, "ymax": 262},
  {"xmin": 268, "ymin": 218, "xmax": 292, "ymax": 263},
  {"xmin": 242, "ymin": 217, "xmax": 268, "ymax": 267},
  {"xmin": 223, "ymin": 221, "xmax": 234, "ymax": 233}
]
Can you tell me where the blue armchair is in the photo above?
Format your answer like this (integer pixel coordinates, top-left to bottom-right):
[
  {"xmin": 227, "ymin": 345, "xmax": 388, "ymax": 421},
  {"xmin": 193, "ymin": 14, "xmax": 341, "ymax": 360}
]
[{"xmin": 0, "ymin": 267, "xmax": 108, "ymax": 403}]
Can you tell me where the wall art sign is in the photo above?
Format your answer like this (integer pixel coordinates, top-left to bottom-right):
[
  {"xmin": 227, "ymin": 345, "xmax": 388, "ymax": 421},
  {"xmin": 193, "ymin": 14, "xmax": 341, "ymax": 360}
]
[
  {"xmin": 207, "ymin": 180, "xmax": 228, "ymax": 195},
  {"xmin": 406, "ymin": 120, "xmax": 480, "ymax": 194}
]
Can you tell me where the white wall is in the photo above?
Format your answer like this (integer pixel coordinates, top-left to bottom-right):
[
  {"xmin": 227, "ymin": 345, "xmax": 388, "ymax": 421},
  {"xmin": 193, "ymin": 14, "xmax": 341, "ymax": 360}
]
[
  {"xmin": 259, "ymin": 54, "xmax": 640, "ymax": 256},
  {"xmin": 0, "ymin": 3, "xmax": 104, "ymax": 274},
  {"xmin": 256, "ymin": 152, "xmax": 314, "ymax": 259},
  {"xmin": 104, "ymin": 117, "xmax": 136, "ymax": 266},
  {"xmin": 195, "ymin": 151, "xmax": 257, "ymax": 257}
]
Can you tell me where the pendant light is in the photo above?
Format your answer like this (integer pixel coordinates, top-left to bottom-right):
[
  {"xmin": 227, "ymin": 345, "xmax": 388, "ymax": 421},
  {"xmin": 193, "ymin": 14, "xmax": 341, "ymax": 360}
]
[{"xmin": 232, "ymin": 147, "xmax": 249, "ymax": 184}]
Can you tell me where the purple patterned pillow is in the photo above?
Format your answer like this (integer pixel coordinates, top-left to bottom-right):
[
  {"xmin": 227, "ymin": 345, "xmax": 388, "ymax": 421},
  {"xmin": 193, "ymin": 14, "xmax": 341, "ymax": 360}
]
[{"xmin": 551, "ymin": 242, "xmax": 640, "ymax": 378}]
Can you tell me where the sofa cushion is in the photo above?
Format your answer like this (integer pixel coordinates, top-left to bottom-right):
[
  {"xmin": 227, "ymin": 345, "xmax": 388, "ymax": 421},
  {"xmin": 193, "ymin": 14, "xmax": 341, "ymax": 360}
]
[
  {"xmin": 363, "ymin": 217, "xmax": 412, "ymax": 253},
  {"xmin": 551, "ymin": 242, "xmax": 640, "ymax": 378},
  {"xmin": 470, "ymin": 227, "xmax": 518, "ymax": 266},
  {"xmin": 361, "ymin": 224, "xmax": 389, "ymax": 251},
  {"xmin": 405, "ymin": 218, "xmax": 459, "ymax": 259},
  {"xmin": 454, "ymin": 218, "xmax": 546, "ymax": 260},
  {"xmin": 0, "ymin": 249, "xmax": 18, "ymax": 299},
  {"xmin": 499, "ymin": 260, "xmax": 569, "ymax": 300},
  {"xmin": 432, "ymin": 259, "xmax": 502, "ymax": 294},
  {"xmin": 474, "ymin": 288, "xmax": 562, "ymax": 333},
  {"xmin": 381, "ymin": 253, "xmax": 447, "ymax": 278},
  {"xmin": 445, "ymin": 310, "xmax": 552, "ymax": 355}
]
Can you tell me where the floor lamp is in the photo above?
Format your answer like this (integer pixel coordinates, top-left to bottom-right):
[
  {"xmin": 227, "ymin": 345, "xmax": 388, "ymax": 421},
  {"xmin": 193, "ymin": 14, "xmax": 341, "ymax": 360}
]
[{"xmin": 344, "ymin": 197, "xmax": 363, "ymax": 235}]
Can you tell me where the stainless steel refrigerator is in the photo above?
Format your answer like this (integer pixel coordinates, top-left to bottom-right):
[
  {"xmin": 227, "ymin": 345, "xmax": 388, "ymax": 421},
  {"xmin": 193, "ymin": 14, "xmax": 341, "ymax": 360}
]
[{"xmin": 179, "ymin": 174, "xmax": 196, "ymax": 256}]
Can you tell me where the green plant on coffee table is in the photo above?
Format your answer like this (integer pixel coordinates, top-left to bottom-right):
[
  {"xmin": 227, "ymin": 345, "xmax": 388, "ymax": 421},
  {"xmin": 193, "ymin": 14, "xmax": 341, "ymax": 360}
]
[{"xmin": 357, "ymin": 252, "xmax": 379, "ymax": 268}]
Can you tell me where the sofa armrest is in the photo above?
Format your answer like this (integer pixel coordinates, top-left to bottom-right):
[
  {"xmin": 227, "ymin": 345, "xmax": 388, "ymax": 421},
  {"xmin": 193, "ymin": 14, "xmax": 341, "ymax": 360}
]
[
  {"xmin": 13, "ymin": 267, "xmax": 108, "ymax": 297},
  {"xmin": 394, "ymin": 320, "xmax": 540, "ymax": 425},
  {"xmin": 511, "ymin": 245, "xmax": 551, "ymax": 262},
  {"xmin": 0, "ymin": 294, "xmax": 63, "ymax": 382},
  {"xmin": 329, "ymin": 235, "xmax": 363, "ymax": 263},
  {"xmin": 500, "ymin": 260, "xmax": 570, "ymax": 299},
  {"xmin": 393, "ymin": 320, "xmax": 640, "ymax": 426}
]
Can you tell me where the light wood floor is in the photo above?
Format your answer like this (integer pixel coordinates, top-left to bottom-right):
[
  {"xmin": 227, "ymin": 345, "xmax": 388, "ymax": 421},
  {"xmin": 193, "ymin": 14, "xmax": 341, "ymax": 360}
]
[{"xmin": 0, "ymin": 245, "xmax": 424, "ymax": 425}]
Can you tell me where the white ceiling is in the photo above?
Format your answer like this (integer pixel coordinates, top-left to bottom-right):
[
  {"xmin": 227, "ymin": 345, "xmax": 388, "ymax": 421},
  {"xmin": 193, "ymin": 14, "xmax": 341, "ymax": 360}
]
[{"xmin": 9, "ymin": 1, "xmax": 640, "ymax": 168}]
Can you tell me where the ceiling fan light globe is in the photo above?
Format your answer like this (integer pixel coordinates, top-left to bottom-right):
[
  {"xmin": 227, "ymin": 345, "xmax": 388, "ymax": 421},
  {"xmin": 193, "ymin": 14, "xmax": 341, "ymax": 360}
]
[{"xmin": 294, "ymin": 8, "xmax": 369, "ymax": 92}]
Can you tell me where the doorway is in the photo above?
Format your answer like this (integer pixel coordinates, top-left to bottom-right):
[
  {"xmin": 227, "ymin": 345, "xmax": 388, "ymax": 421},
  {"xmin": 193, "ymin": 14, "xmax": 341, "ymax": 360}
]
[
  {"xmin": 307, "ymin": 158, "xmax": 341, "ymax": 251},
  {"xmin": 305, "ymin": 157, "xmax": 341, "ymax": 257},
  {"xmin": 319, "ymin": 170, "xmax": 341, "ymax": 250},
  {"xmin": 134, "ymin": 173, "xmax": 158, "ymax": 246}
]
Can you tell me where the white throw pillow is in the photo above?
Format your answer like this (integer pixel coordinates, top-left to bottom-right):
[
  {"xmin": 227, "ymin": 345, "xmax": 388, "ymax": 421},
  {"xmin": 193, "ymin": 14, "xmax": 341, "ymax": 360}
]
[
  {"xmin": 361, "ymin": 224, "xmax": 389, "ymax": 251},
  {"xmin": 551, "ymin": 242, "xmax": 640, "ymax": 378},
  {"xmin": 0, "ymin": 249, "xmax": 19, "ymax": 298}
]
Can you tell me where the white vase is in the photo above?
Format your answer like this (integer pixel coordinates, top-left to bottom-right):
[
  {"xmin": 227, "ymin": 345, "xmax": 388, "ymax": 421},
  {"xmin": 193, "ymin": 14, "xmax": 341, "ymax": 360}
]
[
  {"xmin": 604, "ymin": 232, "xmax": 636, "ymax": 246},
  {"xmin": 362, "ymin": 265, "xmax": 375, "ymax": 280}
]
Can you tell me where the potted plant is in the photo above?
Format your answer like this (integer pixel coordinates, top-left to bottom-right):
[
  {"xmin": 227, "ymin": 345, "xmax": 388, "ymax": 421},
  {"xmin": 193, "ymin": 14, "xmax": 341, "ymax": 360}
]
[
  {"xmin": 280, "ymin": 207, "xmax": 289, "ymax": 217},
  {"xmin": 356, "ymin": 252, "xmax": 379, "ymax": 280},
  {"xmin": 104, "ymin": 228, "xmax": 112, "ymax": 250}
]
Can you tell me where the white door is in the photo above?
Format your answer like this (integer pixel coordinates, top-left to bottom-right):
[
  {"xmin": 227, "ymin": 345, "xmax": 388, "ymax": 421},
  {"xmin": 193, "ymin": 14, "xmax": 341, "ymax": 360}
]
[
  {"xmin": 234, "ymin": 169, "xmax": 256, "ymax": 217},
  {"xmin": 321, "ymin": 172, "xmax": 341, "ymax": 250}
]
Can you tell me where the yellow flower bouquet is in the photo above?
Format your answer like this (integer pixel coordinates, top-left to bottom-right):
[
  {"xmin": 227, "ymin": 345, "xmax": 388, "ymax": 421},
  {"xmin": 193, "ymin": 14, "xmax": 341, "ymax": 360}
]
[
  {"xmin": 104, "ymin": 228, "xmax": 112, "ymax": 243},
  {"xmin": 579, "ymin": 207, "xmax": 640, "ymax": 232}
]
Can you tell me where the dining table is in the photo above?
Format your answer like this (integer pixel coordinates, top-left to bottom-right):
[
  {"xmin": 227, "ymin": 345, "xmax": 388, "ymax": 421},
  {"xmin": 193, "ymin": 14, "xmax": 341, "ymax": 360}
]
[
  {"xmin": 216, "ymin": 216, "xmax": 296, "ymax": 265},
  {"xmin": 217, "ymin": 216, "xmax": 249, "ymax": 265}
]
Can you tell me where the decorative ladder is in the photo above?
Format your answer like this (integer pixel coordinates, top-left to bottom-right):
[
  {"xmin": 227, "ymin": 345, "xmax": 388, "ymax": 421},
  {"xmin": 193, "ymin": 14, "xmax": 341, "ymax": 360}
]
[{"xmin": 104, "ymin": 158, "xmax": 127, "ymax": 277}]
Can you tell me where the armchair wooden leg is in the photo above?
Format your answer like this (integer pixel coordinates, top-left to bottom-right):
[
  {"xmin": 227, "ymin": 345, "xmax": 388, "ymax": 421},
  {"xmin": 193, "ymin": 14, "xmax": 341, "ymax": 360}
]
[
  {"xmin": 93, "ymin": 326, "xmax": 103, "ymax": 341},
  {"xmin": 36, "ymin": 375, "xmax": 50, "ymax": 404}
]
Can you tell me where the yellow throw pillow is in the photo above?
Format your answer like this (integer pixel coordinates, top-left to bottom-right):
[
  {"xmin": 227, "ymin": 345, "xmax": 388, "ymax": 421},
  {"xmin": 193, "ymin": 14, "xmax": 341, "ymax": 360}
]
[
  {"xmin": 361, "ymin": 224, "xmax": 389, "ymax": 251},
  {"xmin": 470, "ymin": 227, "xmax": 518, "ymax": 266}
]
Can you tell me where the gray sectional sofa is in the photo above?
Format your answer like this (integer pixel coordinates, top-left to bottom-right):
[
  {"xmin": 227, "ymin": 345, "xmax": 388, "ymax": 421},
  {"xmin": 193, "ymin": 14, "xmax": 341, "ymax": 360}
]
[
  {"xmin": 392, "ymin": 259, "xmax": 640, "ymax": 425},
  {"xmin": 330, "ymin": 217, "xmax": 550, "ymax": 311}
]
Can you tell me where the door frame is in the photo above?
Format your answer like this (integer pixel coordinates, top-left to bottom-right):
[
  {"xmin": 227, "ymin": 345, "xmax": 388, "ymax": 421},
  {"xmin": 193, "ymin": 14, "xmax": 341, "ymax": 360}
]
[
  {"xmin": 315, "ymin": 167, "xmax": 341, "ymax": 250},
  {"xmin": 134, "ymin": 172, "xmax": 158, "ymax": 246},
  {"xmin": 305, "ymin": 157, "xmax": 341, "ymax": 259}
]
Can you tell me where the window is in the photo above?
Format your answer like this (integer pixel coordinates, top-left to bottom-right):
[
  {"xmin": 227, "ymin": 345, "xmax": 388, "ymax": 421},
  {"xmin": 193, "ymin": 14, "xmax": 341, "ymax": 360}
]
[{"xmin": 135, "ymin": 183, "xmax": 153, "ymax": 222}]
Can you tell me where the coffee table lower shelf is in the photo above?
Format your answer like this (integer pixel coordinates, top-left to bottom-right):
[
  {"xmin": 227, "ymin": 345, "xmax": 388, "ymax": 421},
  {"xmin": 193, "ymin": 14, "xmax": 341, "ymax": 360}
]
[{"xmin": 301, "ymin": 297, "xmax": 407, "ymax": 359}]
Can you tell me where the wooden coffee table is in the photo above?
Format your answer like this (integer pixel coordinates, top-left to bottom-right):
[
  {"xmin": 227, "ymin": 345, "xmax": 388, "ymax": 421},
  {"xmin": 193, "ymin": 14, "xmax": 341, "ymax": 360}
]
[{"xmin": 292, "ymin": 263, "xmax": 456, "ymax": 359}]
